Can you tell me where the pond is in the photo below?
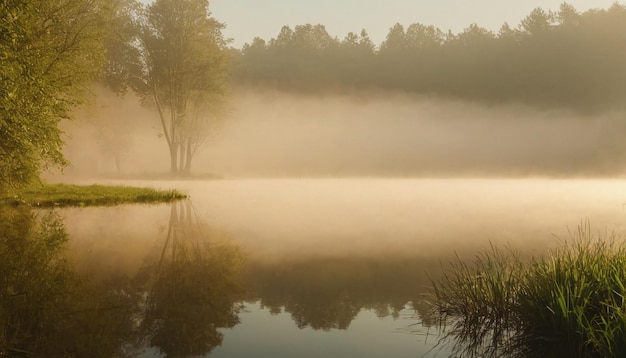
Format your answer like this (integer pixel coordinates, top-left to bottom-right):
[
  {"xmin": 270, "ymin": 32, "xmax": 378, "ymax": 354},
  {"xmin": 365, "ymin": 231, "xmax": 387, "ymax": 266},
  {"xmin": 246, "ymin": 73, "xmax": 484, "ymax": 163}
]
[{"xmin": 3, "ymin": 178, "xmax": 626, "ymax": 357}]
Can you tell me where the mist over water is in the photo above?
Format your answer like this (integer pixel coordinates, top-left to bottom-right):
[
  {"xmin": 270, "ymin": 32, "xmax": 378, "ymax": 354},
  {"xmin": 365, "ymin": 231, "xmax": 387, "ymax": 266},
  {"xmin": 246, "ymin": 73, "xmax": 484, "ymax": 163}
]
[
  {"xmin": 206, "ymin": 89, "xmax": 626, "ymax": 178},
  {"xmin": 52, "ymin": 177, "xmax": 626, "ymax": 357},
  {"xmin": 58, "ymin": 87, "xmax": 626, "ymax": 180},
  {"xmin": 58, "ymin": 87, "xmax": 626, "ymax": 270},
  {"xmin": 67, "ymin": 178, "xmax": 626, "ymax": 263},
  {"xmin": 46, "ymin": 86, "xmax": 626, "ymax": 357}
]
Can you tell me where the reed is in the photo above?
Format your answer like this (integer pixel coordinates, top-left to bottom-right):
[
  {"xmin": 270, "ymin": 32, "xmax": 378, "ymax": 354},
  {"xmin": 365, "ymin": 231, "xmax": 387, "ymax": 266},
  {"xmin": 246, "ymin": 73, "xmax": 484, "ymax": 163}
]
[{"xmin": 431, "ymin": 223, "xmax": 626, "ymax": 358}]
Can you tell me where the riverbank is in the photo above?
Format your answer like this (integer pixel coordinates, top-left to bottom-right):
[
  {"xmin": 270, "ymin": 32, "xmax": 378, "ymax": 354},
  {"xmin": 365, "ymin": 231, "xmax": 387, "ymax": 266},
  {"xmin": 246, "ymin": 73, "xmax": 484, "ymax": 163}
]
[{"xmin": 1, "ymin": 183, "xmax": 187, "ymax": 207}]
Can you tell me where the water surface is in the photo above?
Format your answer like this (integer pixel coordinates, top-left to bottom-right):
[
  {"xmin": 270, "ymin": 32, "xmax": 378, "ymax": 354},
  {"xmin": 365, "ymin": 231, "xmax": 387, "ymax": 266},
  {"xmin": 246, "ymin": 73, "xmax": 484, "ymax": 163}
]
[{"xmin": 5, "ymin": 178, "xmax": 626, "ymax": 357}]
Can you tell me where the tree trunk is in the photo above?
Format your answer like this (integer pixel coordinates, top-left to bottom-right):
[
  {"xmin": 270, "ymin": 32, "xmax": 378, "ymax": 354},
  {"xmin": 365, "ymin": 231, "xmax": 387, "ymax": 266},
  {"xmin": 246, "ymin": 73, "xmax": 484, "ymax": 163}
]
[
  {"xmin": 169, "ymin": 144, "xmax": 178, "ymax": 174},
  {"xmin": 183, "ymin": 140, "xmax": 193, "ymax": 175},
  {"xmin": 178, "ymin": 141, "xmax": 185, "ymax": 174}
]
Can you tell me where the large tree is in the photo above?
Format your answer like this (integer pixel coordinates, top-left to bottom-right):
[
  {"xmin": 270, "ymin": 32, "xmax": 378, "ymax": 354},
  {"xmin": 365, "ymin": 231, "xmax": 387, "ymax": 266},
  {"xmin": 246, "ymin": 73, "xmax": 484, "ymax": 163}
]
[
  {"xmin": 0, "ymin": 0, "xmax": 107, "ymax": 191},
  {"xmin": 139, "ymin": 0, "xmax": 229, "ymax": 175}
]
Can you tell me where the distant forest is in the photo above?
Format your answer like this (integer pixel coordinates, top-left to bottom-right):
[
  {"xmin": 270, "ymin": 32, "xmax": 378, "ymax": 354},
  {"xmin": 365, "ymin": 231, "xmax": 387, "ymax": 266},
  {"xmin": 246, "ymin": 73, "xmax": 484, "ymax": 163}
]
[{"xmin": 230, "ymin": 3, "xmax": 626, "ymax": 112}]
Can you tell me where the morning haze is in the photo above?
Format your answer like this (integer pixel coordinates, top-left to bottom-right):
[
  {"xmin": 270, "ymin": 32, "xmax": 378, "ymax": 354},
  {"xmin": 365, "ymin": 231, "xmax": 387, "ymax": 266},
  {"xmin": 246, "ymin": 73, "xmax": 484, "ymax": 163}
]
[
  {"xmin": 61, "ymin": 88, "xmax": 626, "ymax": 179},
  {"xmin": 59, "ymin": 2, "xmax": 626, "ymax": 179},
  {"xmin": 5, "ymin": 1, "xmax": 626, "ymax": 357}
]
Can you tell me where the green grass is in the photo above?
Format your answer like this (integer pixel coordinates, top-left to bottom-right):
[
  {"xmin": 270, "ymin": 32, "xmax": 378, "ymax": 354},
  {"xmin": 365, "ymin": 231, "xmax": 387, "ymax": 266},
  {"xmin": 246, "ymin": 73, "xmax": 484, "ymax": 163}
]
[
  {"xmin": 431, "ymin": 223, "xmax": 626, "ymax": 358},
  {"xmin": 1, "ymin": 183, "xmax": 188, "ymax": 207}
]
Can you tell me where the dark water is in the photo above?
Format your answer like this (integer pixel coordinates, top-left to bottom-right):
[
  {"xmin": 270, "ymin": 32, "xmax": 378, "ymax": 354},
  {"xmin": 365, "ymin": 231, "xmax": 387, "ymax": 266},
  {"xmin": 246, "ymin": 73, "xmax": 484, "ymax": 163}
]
[{"xmin": 3, "ymin": 179, "xmax": 626, "ymax": 357}]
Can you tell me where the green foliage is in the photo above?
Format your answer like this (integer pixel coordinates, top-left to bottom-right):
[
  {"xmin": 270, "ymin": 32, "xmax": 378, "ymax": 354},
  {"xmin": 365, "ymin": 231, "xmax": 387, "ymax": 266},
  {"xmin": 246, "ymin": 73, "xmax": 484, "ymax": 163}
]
[
  {"xmin": 0, "ymin": 0, "xmax": 108, "ymax": 191},
  {"xmin": 101, "ymin": 0, "xmax": 144, "ymax": 94},
  {"xmin": 1, "ymin": 183, "xmax": 187, "ymax": 207},
  {"xmin": 139, "ymin": 0, "xmax": 230, "ymax": 174},
  {"xmin": 431, "ymin": 223, "xmax": 626, "ymax": 358},
  {"xmin": 234, "ymin": 3, "xmax": 626, "ymax": 112}
]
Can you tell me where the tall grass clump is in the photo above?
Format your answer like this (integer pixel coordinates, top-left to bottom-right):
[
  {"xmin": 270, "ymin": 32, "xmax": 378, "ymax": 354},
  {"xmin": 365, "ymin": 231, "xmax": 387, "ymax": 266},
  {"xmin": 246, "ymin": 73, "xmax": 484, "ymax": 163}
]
[{"xmin": 431, "ymin": 222, "xmax": 626, "ymax": 358}]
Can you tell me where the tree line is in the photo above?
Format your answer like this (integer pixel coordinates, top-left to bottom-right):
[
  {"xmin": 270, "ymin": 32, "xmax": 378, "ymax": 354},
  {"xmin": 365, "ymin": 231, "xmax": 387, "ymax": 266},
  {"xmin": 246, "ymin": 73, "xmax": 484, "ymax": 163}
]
[{"xmin": 232, "ymin": 3, "xmax": 626, "ymax": 112}]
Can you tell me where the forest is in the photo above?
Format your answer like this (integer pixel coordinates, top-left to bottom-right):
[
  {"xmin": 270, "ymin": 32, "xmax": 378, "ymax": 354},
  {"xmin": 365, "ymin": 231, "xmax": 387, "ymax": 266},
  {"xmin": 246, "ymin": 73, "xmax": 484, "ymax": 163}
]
[{"xmin": 231, "ymin": 3, "xmax": 626, "ymax": 112}]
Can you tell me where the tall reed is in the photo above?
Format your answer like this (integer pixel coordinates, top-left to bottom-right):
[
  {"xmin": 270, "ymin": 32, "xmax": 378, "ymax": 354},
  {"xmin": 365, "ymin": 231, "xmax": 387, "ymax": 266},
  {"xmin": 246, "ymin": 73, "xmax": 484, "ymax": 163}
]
[{"xmin": 431, "ymin": 223, "xmax": 626, "ymax": 358}]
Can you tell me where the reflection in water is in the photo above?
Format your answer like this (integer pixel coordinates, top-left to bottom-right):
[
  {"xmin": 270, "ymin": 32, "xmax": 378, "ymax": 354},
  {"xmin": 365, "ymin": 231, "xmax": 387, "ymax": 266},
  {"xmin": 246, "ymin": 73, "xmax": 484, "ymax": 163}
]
[
  {"xmin": 245, "ymin": 256, "xmax": 440, "ymax": 331},
  {"xmin": 243, "ymin": 258, "xmax": 429, "ymax": 331},
  {"xmin": 28, "ymin": 178, "xmax": 624, "ymax": 357},
  {"xmin": 0, "ymin": 203, "xmax": 246, "ymax": 357},
  {"xmin": 0, "ymin": 207, "xmax": 136, "ymax": 357},
  {"xmin": 136, "ymin": 201, "xmax": 245, "ymax": 357},
  {"xmin": 1, "ymin": 194, "xmax": 470, "ymax": 357},
  {"xmin": 0, "ymin": 207, "xmax": 70, "ymax": 356}
]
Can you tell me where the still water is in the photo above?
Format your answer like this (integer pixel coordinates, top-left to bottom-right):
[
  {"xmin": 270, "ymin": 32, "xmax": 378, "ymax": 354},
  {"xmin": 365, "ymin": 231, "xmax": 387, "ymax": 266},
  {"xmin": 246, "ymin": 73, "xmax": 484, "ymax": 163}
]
[{"xmin": 4, "ymin": 178, "xmax": 626, "ymax": 357}]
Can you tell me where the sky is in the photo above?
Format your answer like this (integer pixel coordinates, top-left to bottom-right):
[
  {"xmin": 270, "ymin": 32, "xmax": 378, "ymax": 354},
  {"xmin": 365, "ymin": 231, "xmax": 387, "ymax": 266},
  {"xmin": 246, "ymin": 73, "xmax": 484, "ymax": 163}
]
[{"xmin": 206, "ymin": 0, "xmax": 619, "ymax": 48}]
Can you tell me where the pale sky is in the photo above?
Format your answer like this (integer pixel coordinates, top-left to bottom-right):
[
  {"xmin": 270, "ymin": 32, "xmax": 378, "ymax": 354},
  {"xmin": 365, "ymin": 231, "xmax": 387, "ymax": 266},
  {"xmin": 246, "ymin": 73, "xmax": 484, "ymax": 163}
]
[{"xmin": 206, "ymin": 0, "xmax": 619, "ymax": 48}]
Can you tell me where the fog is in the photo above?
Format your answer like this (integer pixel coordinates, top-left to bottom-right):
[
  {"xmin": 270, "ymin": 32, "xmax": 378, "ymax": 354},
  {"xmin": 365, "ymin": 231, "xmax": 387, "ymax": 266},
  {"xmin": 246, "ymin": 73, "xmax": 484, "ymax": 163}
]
[
  {"xmin": 61, "ymin": 178, "xmax": 626, "ymax": 268},
  {"xmin": 58, "ymin": 87, "xmax": 626, "ymax": 180},
  {"xmin": 55, "ymin": 86, "xmax": 626, "ymax": 274}
]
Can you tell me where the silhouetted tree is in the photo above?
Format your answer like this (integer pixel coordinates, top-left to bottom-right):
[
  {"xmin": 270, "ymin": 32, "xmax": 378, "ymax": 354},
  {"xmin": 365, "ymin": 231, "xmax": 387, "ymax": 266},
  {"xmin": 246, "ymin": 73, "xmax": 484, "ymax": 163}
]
[{"xmin": 138, "ymin": 0, "xmax": 229, "ymax": 174}]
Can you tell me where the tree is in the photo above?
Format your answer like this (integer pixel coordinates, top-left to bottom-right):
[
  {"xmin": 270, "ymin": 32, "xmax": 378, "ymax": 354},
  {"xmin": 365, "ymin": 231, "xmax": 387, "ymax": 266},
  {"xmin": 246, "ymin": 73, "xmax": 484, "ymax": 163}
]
[
  {"xmin": 339, "ymin": 29, "xmax": 375, "ymax": 54},
  {"xmin": 139, "ymin": 0, "xmax": 229, "ymax": 175},
  {"xmin": 455, "ymin": 23, "xmax": 495, "ymax": 46},
  {"xmin": 84, "ymin": 0, "xmax": 143, "ymax": 175},
  {"xmin": 557, "ymin": 3, "xmax": 581, "ymax": 27},
  {"xmin": 237, "ymin": 37, "xmax": 269, "ymax": 83},
  {"xmin": 102, "ymin": 0, "xmax": 144, "ymax": 94},
  {"xmin": 405, "ymin": 23, "xmax": 445, "ymax": 49},
  {"xmin": 520, "ymin": 7, "xmax": 554, "ymax": 36},
  {"xmin": 0, "ymin": 0, "xmax": 107, "ymax": 191},
  {"xmin": 379, "ymin": 23, "xmax": 407, "ymax": 54}
]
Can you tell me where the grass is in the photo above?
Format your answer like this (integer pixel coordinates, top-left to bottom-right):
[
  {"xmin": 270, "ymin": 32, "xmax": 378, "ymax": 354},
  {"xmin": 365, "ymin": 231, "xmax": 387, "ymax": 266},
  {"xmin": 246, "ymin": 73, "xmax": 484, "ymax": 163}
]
[
  {"xmin": 431, "ymin": 223, "xmax": 626, "ymax": 358},
  {"xmin": 1, "ymin": 183, "xmax": 188, "ymax": 207}
]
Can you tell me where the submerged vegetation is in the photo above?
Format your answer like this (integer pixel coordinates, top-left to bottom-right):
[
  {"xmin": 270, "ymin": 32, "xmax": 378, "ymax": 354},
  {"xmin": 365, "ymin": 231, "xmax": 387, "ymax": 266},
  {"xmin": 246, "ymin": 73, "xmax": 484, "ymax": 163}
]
[
  {"xmin": 1, "ymin": 183, "xmax": 187, "ymax": 207},
  {"xmin": 431, "ymin": 223, "xmax": 626, "ymax": 357}
]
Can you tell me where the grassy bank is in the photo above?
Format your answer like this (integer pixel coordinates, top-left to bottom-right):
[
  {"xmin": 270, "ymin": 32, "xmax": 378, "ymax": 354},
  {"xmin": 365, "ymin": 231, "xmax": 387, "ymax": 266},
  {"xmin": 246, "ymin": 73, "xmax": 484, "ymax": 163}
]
[
  {"xmin": 2, "ymin": 183, "xmax": 187, "ymax": 207},
  {"xmin": 431, "ymin": 224, "xmax": 626, "ymax": 358}
]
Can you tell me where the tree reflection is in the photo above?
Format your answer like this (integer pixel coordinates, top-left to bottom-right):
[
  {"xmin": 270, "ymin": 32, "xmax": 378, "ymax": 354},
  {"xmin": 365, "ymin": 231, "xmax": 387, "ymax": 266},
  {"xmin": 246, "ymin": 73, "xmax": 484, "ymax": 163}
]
[
  {"xmin": 0, "ymin": 201, "xmax": 245, "ymax": 357},
  {"xmin": 1, "ymin": 202, "xmax": 445, "ymax": 354},
  {"xmin": 0, "ymin": 207, "xmax": 137, "ymax": 357},
  {"xmin": 0, "ymin": 207, "xmax": 68, "ymax": 355},
  {"xmin": 246, "ymin": 256, "xmax": 438, "ymax": 331},
  {"xmin": 138, "ymin": 200, "xmax": 245, "ymax": 357}
]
